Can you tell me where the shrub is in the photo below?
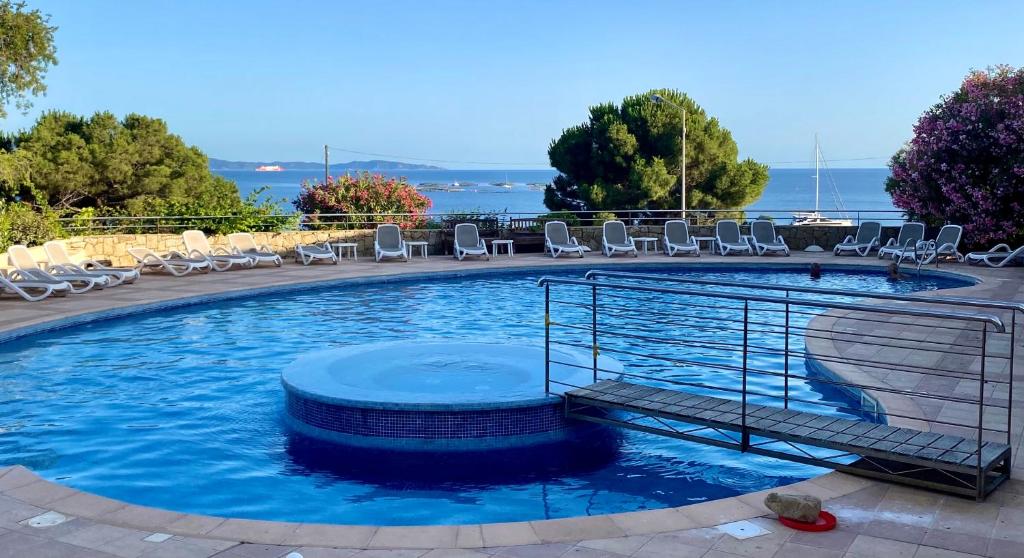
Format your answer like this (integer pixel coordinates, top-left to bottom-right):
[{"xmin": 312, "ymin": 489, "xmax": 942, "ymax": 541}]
[
  {"xmin": 63, "ymin": 188, "xmax": 295, "ymax": 235},
  {"xmin": 294, "ymin": 172, "xmax": 432, "ymax": 230},
  {"xmin": 0, "ymin": 202, "xmax": 63, "ymax": 251},
  {"xmin": 591, "ymin": 211, "xmax": 618, "ymax": 226},
  {"xmin": 541, "ymin": 211, "xmax": 581, "ymax": 226},
  {"xmin": 886, "ymin": 66, "xmax": 1024, "ymax": 247}
]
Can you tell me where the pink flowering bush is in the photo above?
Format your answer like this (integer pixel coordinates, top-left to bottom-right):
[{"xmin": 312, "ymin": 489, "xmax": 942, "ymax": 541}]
[
  {"xmin": 294, "ymin": 172, "xmax": 432, "ymax": 229},
  {"xmin": 886, "ymin": 66, "xmax": 1024, "ymax": 248}
]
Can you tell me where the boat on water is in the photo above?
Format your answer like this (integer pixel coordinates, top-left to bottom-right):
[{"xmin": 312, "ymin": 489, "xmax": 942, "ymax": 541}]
[
  {"xmin": 491, "ymin": 174, "xmax": 513, "ymax": 190},
  {"xmin": 792, "ymin": 136, "xmax": 853, "ymax": 227},
  {"xmin": 255, "ymin": 165, "xmax": 285, "ymax": 172}
]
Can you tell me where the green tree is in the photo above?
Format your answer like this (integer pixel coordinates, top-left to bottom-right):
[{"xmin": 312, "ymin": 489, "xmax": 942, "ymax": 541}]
[
  {"xmin": 11, "ymin": 110, "xmax": 240, "ymax": 208},
  {"xmin": 0, "ymin": 0, "xmax": 58, "ymax": 119},
  {"xmin": 545, "ymin": 89, "xmax": 768, "ymax": 213}
]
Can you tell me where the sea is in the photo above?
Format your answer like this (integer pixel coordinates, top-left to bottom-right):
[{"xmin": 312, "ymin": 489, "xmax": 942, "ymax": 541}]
[{"xmin": 217, "ymin": 167, "xmax": 900, "ymax": 223}]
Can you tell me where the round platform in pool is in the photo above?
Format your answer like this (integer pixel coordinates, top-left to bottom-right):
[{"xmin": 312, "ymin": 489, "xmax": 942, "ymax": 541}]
[
  {"xmin": 281, "ymin": 341, "xmax": 622, "ymax": 450},
  {"xmin": 281, "ymin": 341, "xmax": 607, "ymax": 409}
]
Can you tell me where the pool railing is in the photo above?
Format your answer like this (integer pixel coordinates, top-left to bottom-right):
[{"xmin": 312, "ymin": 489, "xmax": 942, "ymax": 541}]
[{"xmin": 537, "ymin": 275, "xmax": 1015, "ymax": 499}]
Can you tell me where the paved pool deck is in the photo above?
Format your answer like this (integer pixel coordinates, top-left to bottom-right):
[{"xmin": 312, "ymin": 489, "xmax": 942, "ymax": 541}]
[{"xmin": 0, "ymin": 251, "xmax": 1021, "ymax": 558}]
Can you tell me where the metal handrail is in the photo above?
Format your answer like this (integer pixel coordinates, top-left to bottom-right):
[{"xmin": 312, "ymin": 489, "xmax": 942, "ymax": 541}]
[
  {"xmin": 537, "ymin": 277, "xmax": 1007, "ymax": 332},
  {"xmin": 582, "ymin": 270, "xmax": 1024, "ymax": 315}
]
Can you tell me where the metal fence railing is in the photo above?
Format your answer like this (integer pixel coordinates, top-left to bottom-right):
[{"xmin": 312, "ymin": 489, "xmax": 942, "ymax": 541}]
[
  {"xmin": 537, "ymin": 272, "xmax": 1017, "ymax": 499},
  {"xmin": 57, "ymin": 209, "xmax": 907, "ymax": 234}
]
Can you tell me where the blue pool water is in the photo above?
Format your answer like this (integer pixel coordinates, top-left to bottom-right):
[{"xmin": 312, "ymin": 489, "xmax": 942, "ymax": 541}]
[{"xmin": 0, "ymin": 266, "xmax": 969, "ymax": 525}]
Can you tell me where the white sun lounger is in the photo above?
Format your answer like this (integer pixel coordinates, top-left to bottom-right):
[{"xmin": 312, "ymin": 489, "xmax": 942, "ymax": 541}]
[
  {"xmin": 833, "ymin": 221, "xmax": 881, "ymax": 256},
  {"xmin": 750, "ymin": 220, "xmax": 789, "ymax": 256},
  {"xmin": 602, "ymin": 220, "xmax": 638, "ymax": 257},
  {"xmin": 227, "ymin": 233, "xmax": 283, "ymax": 267},
  {"xmin": 128, "ymin": 247, "xmax": 213, "ymax": 276},
  {"xmin": 716, "ymin": 220, "xmax": 753, "ymax": 256},
  {"xmin": 454, "ymin": 223, "xmax": 490, "ymax": 261},
  {"xmin": 375, "ymin": 224, "xmax": 408, "ymax": 262},
  {"xmin": 966, "ymin": 244, "xmax": 1024, "ymax": 268},
  {"xmin": 295, "ymin": 242, "xmax": 338, "ymax": 265},
  {"xmin": 183, "ymin": 230, "xmax": 255, "ymax": 271},
  {"xmin": 545, "ymin": 221, "xmax": 585, "ymax": 258},
  {"xmin": 7, "ymin": 245, "xmax": 108, "ymax": 293},
  {"xmin": 43, "ymin": 241, "xmax": 139, "ymax": 286},
  {"xmin": 663, "ymin": 220, "xmax": 699, "ymax": 257},
  {"xmin": 878, "ymin": 222, "xmax": 925, "ymax": 260},
  {"xmin": 0, "ymin": 269, "xmax": 71, "ymax": 301},
  {"xmin": 898, "ymin": 224, "xmax": 964, "ymax": 266}
]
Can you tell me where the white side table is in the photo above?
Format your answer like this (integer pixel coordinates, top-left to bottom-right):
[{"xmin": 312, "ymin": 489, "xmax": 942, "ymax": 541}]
[
  {"xmin": 491, "ymin": 239, "xmax": 514, "ymax": 257},
  {"xmin": 330, "ymin": 242, "xmax": 358, "ymax": 261},
  {"xmin": 694, "ymin": 236, "xmax": 717, "ymax": 254},
  {"xmin": 633, "ymin": 237, "xmax": 658, "ymax": 255},
  {"xmin": 405, "ymin": 240, "xmax": 429, "ymax": 259}
]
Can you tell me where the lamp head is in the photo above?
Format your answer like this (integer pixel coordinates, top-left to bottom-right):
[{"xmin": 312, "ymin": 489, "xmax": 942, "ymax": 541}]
[{"xmin": 650, "ymin": 94, "xmax": 664, "ymax": 104}]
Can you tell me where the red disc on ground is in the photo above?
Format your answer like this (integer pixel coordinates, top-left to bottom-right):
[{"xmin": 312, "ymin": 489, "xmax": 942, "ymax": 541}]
[{"xmin": 779, "ymin": 511, "xmax": 837, "ymax": 532}]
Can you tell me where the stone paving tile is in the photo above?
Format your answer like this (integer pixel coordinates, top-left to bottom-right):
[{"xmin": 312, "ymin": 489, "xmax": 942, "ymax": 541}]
[
  {"xmin": 986, "ymin": 537, "xmax": 1024, "ymax": 558},
  {"xmin": 420, "ymin": 550, "xmax": 494, "ymax": 558},
  {"xmin": 920, "ymin": 529, "xmax": 994, "ymax": 555},
  {"xmin": 4, "ymin": 479, "xmax": 79, "ymax": 506},
  {"xmin": 480, "ymin": 523, "xmax": 541, "ymax": 547},
  {"xmin": 559, "ymin": 546, "xmax": 627, "ymax": 558},
  {"xmin": 203, "ymin": 519, "xmax": 298, "ymax": 546},
  {"xmin": 846, "ymin": 534, "xmax": 919, "ymax": 558},
  {"xmin": 454, "ymin": 526, "xmax": 484, "ymax": 549},
  {"xmin": 912, "ymin": 546, "xmax": 986, "ymax": 558},
  {"xmin": 489, "ymin": 543, "xmax": 573, "ymax": 558},
  {"xmin": 530, "ymin": 516, "xmax": 624, "ymax": 544},
  {"xmin": 54, "ymin": 523, "xmax": 143, "ymax": 549},
  {"xmin": 367, "ymin": 526, "xmax": 457, "ymax": 550},
  {"xmin": 292, "ymin": 548, "xmax": 360, "ymax": 558},
  {"xmin": 350, "ymin": 550, "xmax": 429, "ymax": 558},
  {"xmin": 859, "ymin": 519, "xmax": 927, "ymax": 544},
  {"xmin": 772, "ymin": 542, "xmax": 844, "ymax": 558},
  {"xmin": 212, "ymin": 543, "xmax": 296, "ymax": 557},
  {"xmin": 575, "ymin": 535, "xmax": 650, "ymax": 555},
  {"xmin": 786, "ymin": 527, "xmax": 859, "ymax": 551}
]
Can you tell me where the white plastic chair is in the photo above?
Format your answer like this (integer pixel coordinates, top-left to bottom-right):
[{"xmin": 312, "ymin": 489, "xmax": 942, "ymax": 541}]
[
  {"xmin": 663, "ymin": 220, "xmax": 699, "ymax": 257},
  {"xmin": 833, "ymin": 221, "xmax": 882, "ymax": 256},
  {"xmin": 602, "ymin": 221, "xmax": 637, "ymax": 258},
  {"xmin": 454, "ymin": 223, "xmax": 489, "ymax": 261},
  {"xmin": 544, "ymin": 221, "xmax": 585, "ymax": 258},
  {"xmin": 374, "ymin": 224, "xmax": 408, "ymax": 262},
  {"xmin": 715, "ymin": 220, "xmax": 753, "ymax": 256}
]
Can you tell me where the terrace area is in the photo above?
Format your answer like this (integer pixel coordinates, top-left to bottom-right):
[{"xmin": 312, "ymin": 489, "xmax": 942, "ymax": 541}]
[{"xmin": 0, "ymin": 248, "xmax": 1021, "ymax": 558}]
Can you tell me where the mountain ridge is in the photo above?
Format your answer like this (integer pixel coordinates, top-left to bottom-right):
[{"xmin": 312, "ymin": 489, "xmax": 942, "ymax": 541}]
[{"xmin": 209, "ymin": 158, "xmax": 445, "ymax": 171}]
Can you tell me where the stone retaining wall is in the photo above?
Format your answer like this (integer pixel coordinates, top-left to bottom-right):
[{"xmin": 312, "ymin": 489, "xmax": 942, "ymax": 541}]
[{"xmin": 46, "ymin": 224, "xmax": 900, "ymax": 266}]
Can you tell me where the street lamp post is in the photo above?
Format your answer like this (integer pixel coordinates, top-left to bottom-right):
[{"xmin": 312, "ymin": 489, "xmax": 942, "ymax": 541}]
[{"xmin": 650, "ymin": 94, "xmax": 686, "ymax": 220}]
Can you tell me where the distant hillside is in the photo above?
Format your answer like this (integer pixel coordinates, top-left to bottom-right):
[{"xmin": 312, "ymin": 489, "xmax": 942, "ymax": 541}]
[{"xmin": 209, "ymin": 158, "xmax": 444, "ymax": 171}]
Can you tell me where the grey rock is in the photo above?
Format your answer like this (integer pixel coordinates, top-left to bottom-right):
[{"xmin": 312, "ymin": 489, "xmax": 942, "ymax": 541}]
[{"xmin": 764, "ymin": 492, "xmax": 821, "ymax": 523}]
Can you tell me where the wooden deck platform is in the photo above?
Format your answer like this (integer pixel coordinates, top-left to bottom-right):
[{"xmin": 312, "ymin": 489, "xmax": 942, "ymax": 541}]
[{"xmin": 564, "ymin": 380, "xmax": 1012, "ymax": 498}]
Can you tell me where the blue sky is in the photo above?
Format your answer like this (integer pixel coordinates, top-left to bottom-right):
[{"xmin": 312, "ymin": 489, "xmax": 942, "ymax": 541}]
[{"xmin": 4, "ymin": 0, "xmax": 1023, "ymax": 168}]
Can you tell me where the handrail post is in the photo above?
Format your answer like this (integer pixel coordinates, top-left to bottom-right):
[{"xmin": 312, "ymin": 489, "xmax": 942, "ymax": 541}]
[
  {"xmin": 741, "ymin": 300, "xmax": 750, "ymax": 451},
  {"xmin": 592, "ymin": 283, "xmax": 599, "ymax": 383},
  {"xmin": 977, "ymin": 321, "xmax": 987, "ymax": 500},
  {"xmin": 784, "ymin": 294, "xmax": 790, "ymax": 410},
  {"xmin": 1009, "ymin": 311, "xmax": 1016, "ymax": 447},
  {"xmin": 544, "ymin": 283, "xmax": 551, "ymax": 394}
]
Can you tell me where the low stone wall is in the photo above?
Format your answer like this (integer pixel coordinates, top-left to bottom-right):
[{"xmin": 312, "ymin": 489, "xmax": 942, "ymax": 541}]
[{"xmin": 43, "ymin": 224, "xmax": 900, "ymax": 266}]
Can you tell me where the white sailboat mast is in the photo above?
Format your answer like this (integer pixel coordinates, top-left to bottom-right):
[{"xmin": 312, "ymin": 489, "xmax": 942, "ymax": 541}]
[{"xmin": 814, "ymin": 134, "xmax": 820, "ymax": 214}]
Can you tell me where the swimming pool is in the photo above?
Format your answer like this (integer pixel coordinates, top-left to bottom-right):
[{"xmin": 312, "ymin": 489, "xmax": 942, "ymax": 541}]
[{"xmin": 0, "ymin": 265, "xmax": 970, "ymax": 525}]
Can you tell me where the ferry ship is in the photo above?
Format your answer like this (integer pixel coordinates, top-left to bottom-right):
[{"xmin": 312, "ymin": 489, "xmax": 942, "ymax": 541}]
[{"xmin": 255, "ymin": 165, "xmax": 285, "ymax": 172}]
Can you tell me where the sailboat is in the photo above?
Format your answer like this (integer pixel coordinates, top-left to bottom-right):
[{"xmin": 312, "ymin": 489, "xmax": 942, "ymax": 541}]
[{"xmin": 792, "ymin": 136, "xmax": 853, "ymax": 227}]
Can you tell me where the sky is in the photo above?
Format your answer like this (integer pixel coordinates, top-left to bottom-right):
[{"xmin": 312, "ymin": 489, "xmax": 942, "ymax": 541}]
[{"xmin": 4, "ymin": 0, "xmax": 1023, "ymax": 169}]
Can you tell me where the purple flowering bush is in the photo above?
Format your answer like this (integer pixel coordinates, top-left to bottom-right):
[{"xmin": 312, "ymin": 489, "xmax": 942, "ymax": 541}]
[{"xmin": 886, "ymin": 65, "xmax": 1024, "ymax": 247}]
